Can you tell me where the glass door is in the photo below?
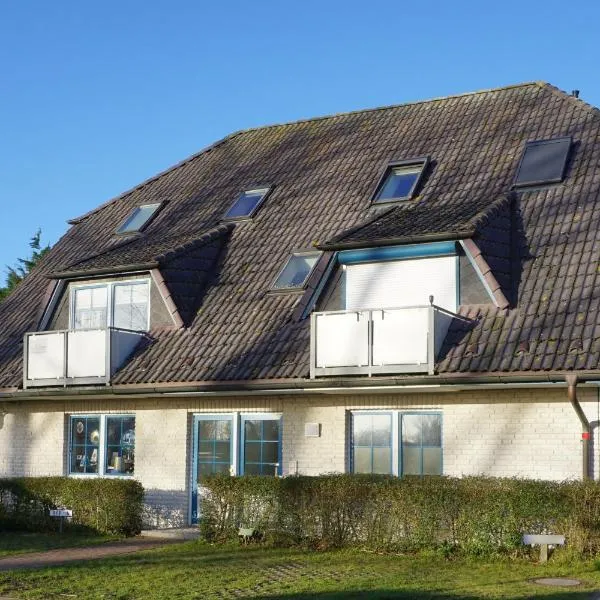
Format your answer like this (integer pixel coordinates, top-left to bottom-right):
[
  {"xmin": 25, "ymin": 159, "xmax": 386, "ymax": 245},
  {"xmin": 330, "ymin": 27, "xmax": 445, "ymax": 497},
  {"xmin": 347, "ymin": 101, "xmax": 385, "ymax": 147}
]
[{"xmin": 191, "ymin": 415, "xmax": 234, "ymax": 523}]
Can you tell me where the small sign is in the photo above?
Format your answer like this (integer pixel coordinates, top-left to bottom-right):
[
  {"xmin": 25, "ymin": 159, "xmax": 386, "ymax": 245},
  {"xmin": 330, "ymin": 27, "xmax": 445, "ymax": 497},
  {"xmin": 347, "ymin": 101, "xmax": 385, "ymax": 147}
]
[{"xmin": 49, "ymin": 509, "xmax": 73, "ymax": 518}]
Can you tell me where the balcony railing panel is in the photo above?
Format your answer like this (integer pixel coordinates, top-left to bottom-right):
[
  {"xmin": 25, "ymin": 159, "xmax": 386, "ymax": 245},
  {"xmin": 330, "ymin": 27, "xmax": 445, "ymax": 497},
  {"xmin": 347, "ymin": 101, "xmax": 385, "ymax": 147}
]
[
  {"xmin": 24, "ymin": 328, "xmax": 145, "ymax": 388},
  {"xmin": 311, "ymin": 305, "xmax": 456, "ymax": 378}
]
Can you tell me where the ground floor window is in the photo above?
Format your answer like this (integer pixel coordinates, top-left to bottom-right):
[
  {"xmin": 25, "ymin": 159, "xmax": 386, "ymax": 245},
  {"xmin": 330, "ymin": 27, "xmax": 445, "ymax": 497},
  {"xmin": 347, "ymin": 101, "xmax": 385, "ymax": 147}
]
[
  {"xmin": 192, "ymin": 413, "xmax": 282, "ymax": 522},
  {"xmin": 69, "ymin": 414, "xmax": 135, "ymax": 476},
  {"xmin": 351, "ymin": 411, "xmax": 442, "ymax": 476}
]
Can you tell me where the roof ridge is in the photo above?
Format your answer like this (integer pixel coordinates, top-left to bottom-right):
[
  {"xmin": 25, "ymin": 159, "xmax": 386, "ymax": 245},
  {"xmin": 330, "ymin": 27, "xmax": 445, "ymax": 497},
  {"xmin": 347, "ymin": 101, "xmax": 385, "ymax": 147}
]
[{"xmin": 67, "ymin": 81, "xmax": 546, "ymax": 227}]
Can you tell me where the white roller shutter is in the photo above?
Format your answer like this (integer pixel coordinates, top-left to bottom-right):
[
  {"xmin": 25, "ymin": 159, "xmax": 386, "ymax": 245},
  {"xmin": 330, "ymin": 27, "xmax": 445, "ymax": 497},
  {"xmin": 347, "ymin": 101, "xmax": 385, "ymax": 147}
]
[{"xmin": 345, "ymin": 256, "xmax": 457, "ymax": 312}]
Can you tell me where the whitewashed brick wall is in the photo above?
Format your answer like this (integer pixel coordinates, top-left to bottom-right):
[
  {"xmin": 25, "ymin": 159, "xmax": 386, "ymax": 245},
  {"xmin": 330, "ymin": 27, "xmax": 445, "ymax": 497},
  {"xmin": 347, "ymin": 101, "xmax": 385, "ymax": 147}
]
[{"xmin": 0, "ymin": 386, "xmax": 597, "ymax": 528}]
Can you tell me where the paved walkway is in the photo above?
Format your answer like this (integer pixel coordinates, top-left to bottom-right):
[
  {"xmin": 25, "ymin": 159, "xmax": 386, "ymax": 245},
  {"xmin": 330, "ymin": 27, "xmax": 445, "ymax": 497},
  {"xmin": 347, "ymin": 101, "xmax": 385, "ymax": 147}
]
[{"xmin": 0, "ymin": 537, "xmax": 176, "ymax": 572}]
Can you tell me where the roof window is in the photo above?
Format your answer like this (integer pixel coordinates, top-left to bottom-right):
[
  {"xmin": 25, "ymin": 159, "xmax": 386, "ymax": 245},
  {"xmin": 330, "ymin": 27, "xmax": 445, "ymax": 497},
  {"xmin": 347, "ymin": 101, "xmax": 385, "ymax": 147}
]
[
  {"xmin": 373, "ymin": 159, "xmax": 428, "ymax": 204},
  {"xmin": 513, "ymin": 137, "xmax": 571, "ymax": 188},
  {"xmin": 273, "ymin": 251, "xmax": 321, "ymax": 290},
  {"xmin": 224, "ymin": 187, "xmax": 270, "ymax": 220},
  {"xmin": 116, "ymin": 203, "xmax": 161, "ymax": 234}
]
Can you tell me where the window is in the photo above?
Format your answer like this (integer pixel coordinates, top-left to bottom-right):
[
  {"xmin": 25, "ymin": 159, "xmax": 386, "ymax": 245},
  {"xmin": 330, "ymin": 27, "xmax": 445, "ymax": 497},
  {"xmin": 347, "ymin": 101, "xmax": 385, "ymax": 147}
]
[
  {"xmin": 223, "ymin": 188, "xmax": 270, "ymax": 220},
  {"xmin": 352, "ymin": 413, "xmax": 393, "ymax": 474},
  {"xmin": 373, "ymin": 159, "xmax": 428, "ymax": 204},
  {"xmin": 351, "ymin": 411, "xmax": 442, "ymax": 476},
  {"xmin": 191, "ymin": 413, "xmax": 281, "ymax": 522},
  {"xmin": 241, "ymin": 415, "xmax": 281, "ymax": 476},
  {"xmin": 71, "ymin": 280, "xmax": 150, "ymax": 331},
  {"xmin": 401, "ymin": 413, "xmax": 442, "ymax": 475},
  {"xmin": 513, "ymin": 137, "xmax": 571, "ymax": 188},
  {"xmin": 195, "ymin": 415, "xmax": 233, "ymax": 479},
  {"xmin": 69, "ymin": 415, "xmax": 135, "ymax": 476},
  {"xmin": 273, "ymin": 251, "xmax": 321, "ymax": 290},
  {"xmin": 116, "ymin": 203, "xmax": 161, "ymax": 234}
]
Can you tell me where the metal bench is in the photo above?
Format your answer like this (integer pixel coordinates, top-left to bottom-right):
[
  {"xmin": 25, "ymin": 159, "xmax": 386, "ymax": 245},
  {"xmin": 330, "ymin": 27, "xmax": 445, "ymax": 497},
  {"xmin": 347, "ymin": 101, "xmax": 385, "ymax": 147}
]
[{"xmin": 522, "ymin": 534, "xmax": 565, "ymax": 562}]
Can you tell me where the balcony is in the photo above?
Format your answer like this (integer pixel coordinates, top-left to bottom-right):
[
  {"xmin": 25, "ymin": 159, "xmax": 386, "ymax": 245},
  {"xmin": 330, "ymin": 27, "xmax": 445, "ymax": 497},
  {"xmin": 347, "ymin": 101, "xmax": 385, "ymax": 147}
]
[
  {"xmin": 310, "ymin": 305, "xmax": 456, "ymax": 378},
  {"xmin": 23, "ymin": 328, "xmax": 146, "ymax": 388}
]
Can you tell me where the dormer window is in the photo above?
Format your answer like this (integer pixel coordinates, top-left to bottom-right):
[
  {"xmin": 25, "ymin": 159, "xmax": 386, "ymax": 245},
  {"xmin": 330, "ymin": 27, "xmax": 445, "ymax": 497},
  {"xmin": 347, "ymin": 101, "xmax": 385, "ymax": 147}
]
[
  {"xmin": 223, "ymin": 187, "xmax": 270, "ymax": 220},
  {"xmin": 513, "ymin": 137, "xmax": 571, "ymax": 188},
  {"xmin": 373, "ymin": 159, "xmax": 428, "ymax": 204},
  {"xmin": 116, "ymin": 203, "xmax": 161, "ymax": 234},
  {"xmin": 72, "ymin": 280, "xmax": 150, "ymax": 331},
  {"xmin": 273, "ymin": 251, "xmax": 321, "ymax": 290}
]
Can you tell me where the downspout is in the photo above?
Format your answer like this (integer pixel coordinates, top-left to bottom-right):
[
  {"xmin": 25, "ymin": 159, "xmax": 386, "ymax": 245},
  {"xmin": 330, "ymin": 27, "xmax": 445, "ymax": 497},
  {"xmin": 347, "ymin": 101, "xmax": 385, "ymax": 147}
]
[{"xmin": 567, "ymin": 374, "xmax": 591, "ymax": 480}]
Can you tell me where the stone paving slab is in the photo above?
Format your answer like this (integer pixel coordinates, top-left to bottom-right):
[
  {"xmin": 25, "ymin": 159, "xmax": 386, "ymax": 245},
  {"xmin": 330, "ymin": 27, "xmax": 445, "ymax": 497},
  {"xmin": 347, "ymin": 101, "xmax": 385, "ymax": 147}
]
[{"xmin": 0, "ymin": 537, "xmax": 176, "ymax": 572}]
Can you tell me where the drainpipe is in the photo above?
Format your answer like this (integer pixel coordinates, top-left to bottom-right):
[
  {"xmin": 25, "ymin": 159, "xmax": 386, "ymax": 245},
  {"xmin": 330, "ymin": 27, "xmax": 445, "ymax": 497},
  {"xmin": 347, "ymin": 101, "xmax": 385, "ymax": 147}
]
[{"xmin": 567, "ymin": 374, "xmax": 591, "ymax": 479}]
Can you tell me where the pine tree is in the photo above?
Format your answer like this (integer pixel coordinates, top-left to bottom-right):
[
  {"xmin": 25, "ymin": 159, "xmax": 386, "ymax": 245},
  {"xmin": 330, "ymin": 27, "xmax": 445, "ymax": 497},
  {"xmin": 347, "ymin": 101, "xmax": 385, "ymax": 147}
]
[{"xmin": 0, "ymin": 230, "xmax": 50, "ymax": 302}]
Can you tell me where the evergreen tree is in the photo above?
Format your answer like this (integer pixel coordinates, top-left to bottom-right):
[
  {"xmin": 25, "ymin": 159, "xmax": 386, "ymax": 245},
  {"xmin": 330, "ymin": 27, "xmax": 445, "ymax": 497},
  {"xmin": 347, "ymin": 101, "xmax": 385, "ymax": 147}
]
[{"xmin": 0, "ymin": 230, "xmax": 50, "ymax": 301}]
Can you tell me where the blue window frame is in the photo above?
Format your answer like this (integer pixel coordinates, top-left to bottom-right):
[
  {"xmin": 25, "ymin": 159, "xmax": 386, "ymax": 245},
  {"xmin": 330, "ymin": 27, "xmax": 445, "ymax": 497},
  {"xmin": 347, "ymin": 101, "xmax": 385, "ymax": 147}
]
[
  {"xmin": 241, "ymin": 415, "xmax": 282, "ymax": 476},
  {"xmin": 68, "ymin": 414, "xmax": 136, "ymax": 476},
  {"xmin": 350, "ymin": 411, "xmax": 443, "ymax": 476},
  {"xmin": 351, "ymin": 413, "xmax": 393, "ymax": 474},
  {"xmin": 400, "ymin": 413, "xmax": 442, "ymax": 476},
  {"xmin": 191, "ymin": 415, "xmax": 234, "ymax": 522},
  {"xmin": 105, "ymin": 415, "xmax": 136, "ymax": 476},
  {"xmin": 69, "ymin": 415, "xmax": 101, "ymax": 475}
]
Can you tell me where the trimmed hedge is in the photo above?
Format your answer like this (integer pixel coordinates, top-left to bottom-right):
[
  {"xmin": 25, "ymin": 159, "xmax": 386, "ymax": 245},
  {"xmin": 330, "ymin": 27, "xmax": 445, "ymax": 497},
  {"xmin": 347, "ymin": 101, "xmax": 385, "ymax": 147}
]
[
  {"xmin": 199, "ymin": 474, "xmax": 600, "ymax": 556},
  {"xmin": 0, "ymin": 477, "xmax": 144, "ymax": 535}
]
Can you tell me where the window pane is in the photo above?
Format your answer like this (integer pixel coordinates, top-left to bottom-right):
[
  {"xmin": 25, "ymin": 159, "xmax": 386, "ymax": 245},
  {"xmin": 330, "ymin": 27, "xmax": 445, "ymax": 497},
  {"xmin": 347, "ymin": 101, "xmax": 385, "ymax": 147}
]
[
  {"xmin": 74, "ymin": 287, "xmax": 107, "ymax": 329},
  {"xmin": 244, "ymin": 463, "xmax": 261, "ymax": 475},
  {"xmin": 371, "ymin": 414, "xmax": 392, "ymax": 446},
  {"xmin": 198, "ymin": 462, "xmax": 213, "ymax": 479},
  {"xmin": 422, "ymin": 448, "xmax": 443, "ymax": 475},
  {"xmin": 515, "ymin": 138, "xmax": 571, "ymax": 187},
  {"xmin": 263, "ymin": 420, "xmax": 279, "ymax": 441},
  {"xmin": 69, "ymin": 416, "xmax": 100, "ymax": 474},
  {"xmin": 273, "ymin": 253, "xmax": 321, "ymax": 289},
  {"xmin": 261, "ymin": 441, "xmax": 279, "ymax": 464},
  {"xmin": 113, "ymin": 283, "xmax": 149, "ymax": 331},
  {"xmin": 353, "ymin": 415, "xmax": 372, "ymax": 446},
  {"xmin": 199, "ymin": 420, "xmax": 216, "ymax": 440},
  {"xmin": 376, "ymin": 165, "xmax": 423, "ymax": 202},
  {"xmin": 402, "ymin": 447, "xmax": 421, "ymax": 475},
  {"xmin": 105, "ymin": 416, "xmax": 135, "ymax": 475},
  {"xmin": 244, "ymin": 442, "xmax": 260, "ymax": 462},
  {"xmin": 421, "ymin": 414, "xmax": 442, "ymax": 447},
  {"xmin": 198, "ymin": 441, "xmax": 214, "ymax": 460},
  {"xmin": 216, "ymin": 420, "xmax": 231, "ymax": 441},
  {"xmin": 243, "ymin": 417, "xmax": 281, "ymax": 476},
  {"xmin": 244, "ymin": 420, "xmax": 261, "ymax": 441},
  {"xmin": 353, "ymin": 447, "xmax": 371, "ymax": 473},
  {"xmin": 214, "ymin": 441, "xmax": 231, "ymax": 462},
  {"xmin": 402, "ymin": 415, "xmax": 421, "ymax": 446},
  {"xmin": 224, "ymin": 189, "xmax": 268, "ymax": 219},
  {"xmin": 372, "ymin": 447, "xmax": 392, "ymax": 474},
  {"xmin": 117, "ymin": 203, "xmax": 161, "ymax": 233}
]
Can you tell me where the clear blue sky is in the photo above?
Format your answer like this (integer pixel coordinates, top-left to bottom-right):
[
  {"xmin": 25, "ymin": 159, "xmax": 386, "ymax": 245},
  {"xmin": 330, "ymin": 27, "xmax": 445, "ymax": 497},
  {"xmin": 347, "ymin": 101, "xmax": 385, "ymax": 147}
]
[{"xmin": 1, "ymin": 0, "xmax": 599, "ymax": 272}]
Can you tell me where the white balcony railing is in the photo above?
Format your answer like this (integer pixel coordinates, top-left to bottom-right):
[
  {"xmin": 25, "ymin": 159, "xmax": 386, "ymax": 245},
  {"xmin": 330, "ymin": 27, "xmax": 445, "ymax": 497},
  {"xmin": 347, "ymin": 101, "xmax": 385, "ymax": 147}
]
[
  {"xmin": 310, "ymin": 305, "xmax": 456, "ymax": 378},
  {"xmin": 23, "ymin": 328, "xmax": 146, "ymax": 388}
]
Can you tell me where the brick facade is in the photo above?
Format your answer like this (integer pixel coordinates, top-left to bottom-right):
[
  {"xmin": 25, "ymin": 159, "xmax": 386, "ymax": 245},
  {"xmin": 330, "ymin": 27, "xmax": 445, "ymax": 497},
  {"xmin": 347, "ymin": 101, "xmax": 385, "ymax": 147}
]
[{"xmin": 0, "ymin": 386, "xmax": 597, "ymax": 527}]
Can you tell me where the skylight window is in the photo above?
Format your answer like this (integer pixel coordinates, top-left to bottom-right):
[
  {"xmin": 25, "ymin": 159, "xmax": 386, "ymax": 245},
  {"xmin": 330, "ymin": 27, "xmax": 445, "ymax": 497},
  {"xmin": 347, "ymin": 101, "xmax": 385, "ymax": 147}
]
[
  {"xmin": 116, "ymin": 203, "xmax": 161, "ymax": 234},
  {"xmin": 224, "ymin": 187, "xmax": 270, "ymax": 220},
  {"xmin": 273, "ymin": 251, "xmax": 321, "ymax": 290},
  {"xmin": 513, "ymin": 137, "xmax": 572, "ymax": 188},
  {"xmin": 373, "ymin": 159, "xmax": 428, "ymax": 204}
]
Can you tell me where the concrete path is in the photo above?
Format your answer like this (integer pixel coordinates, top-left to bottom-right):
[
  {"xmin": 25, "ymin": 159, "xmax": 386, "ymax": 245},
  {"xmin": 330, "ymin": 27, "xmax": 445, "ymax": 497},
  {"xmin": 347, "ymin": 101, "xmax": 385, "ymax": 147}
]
[{"xmin": 0, "ymin": 537, "xmax": 176, "ymax": 572}]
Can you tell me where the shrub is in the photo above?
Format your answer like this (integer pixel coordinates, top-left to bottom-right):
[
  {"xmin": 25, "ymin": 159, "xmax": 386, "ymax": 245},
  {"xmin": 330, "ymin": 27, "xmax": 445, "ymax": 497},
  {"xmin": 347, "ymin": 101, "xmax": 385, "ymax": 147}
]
[
  {"xmin": 199, "ymin": 474, "xmax": 600, "ymax": 556},
  {"xmin": 0, "ymin": 477, "xmax": 144, "ymax": 535}
]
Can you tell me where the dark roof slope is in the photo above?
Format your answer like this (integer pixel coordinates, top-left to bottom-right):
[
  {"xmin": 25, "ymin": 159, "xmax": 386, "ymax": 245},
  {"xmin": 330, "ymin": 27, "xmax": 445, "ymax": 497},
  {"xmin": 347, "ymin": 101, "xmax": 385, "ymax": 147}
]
[{"xmin": 1, "ymin": 82, "xmax": 600, "ymax": 389}]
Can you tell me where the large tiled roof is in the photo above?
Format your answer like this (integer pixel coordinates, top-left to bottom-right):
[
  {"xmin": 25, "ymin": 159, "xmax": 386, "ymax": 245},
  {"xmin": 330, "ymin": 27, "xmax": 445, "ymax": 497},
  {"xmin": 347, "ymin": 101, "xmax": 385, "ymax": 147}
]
[{"xmin": 1, "ymin": 81, "xmax": 600, "ymax": 390}]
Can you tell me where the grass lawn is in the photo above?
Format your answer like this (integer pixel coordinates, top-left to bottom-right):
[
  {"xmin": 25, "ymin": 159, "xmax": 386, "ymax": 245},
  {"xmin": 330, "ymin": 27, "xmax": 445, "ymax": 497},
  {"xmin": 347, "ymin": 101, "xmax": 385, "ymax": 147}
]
[
  {"xmin": 0, "ymin": 532, "xmax": 117, "ymax": 558},
  {"xmin": 1, "ymin": 541, "xmax": 600, "ymax": 599}
]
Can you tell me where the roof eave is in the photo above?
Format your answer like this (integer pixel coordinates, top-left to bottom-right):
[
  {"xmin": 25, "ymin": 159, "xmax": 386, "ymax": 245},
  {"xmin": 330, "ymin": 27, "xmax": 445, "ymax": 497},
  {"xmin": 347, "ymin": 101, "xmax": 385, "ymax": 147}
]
[
  {"xmin": 317, "ymin": 229, "xmax": 475, "ymax": 251},
  {"xmin": 49, "ymin": 262, "xmax": 159, "ymax": 280}
]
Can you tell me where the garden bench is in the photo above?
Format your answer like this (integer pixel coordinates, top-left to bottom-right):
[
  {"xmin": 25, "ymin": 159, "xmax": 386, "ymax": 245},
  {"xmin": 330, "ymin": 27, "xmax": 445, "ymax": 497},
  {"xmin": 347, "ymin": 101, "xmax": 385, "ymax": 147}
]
[{"xmin": 522, "ymin": 534, "xmax": 565, "ymax": 562}]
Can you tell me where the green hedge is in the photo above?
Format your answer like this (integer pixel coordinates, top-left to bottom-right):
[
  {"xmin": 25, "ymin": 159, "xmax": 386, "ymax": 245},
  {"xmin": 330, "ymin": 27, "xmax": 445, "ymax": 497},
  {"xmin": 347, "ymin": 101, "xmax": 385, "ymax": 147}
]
[
  {"xmin": 0, "ymin": 477, "xmax": 144, "ymax": 536},
  {"xmin": 199, "ymin": 474, "xmax": 600, "ymax": 556}
]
